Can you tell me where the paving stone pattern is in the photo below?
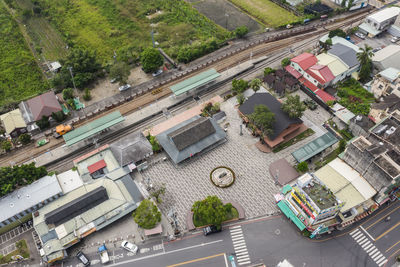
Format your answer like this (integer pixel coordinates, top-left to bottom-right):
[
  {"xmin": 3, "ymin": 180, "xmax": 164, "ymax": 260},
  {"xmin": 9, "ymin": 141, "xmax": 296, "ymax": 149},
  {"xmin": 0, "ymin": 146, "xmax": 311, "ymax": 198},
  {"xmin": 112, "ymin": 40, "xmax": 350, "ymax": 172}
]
[{"xmin": 141, "ymin": 94, "xmax": 331, "ymax": 229}]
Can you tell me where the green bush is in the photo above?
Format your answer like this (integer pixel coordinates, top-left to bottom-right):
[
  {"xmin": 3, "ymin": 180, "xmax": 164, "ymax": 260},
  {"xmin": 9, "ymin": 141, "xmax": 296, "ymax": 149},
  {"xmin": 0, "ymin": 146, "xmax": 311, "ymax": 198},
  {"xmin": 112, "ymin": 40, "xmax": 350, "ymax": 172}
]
[
  {"xmin": 232, "ymin": 79, "xmax": 249, "ymax": 94},
  {"xmin": 192, "ymin": 196, "xmax": 235, "ymax": 227},
  {"xmin": 297, "ymin": 162, "xmax": 308, "ymax": 172},
  {"xmin": 281, "ymin": 58, "xmax": 290, "ymax": 67},
  {"xmin": 1, "ymin": 140, "xmax": 12, "ymax": 152},
  {"xmin": 83, "ymin": 88, "xmax": 92, "ymax": 101},
  {"xmin": 133, "ymin": 199, "xmax": 161, "ymax": 229},
  {"xmin": 237, "ymin": 93, "xmax": 245, "ymax": 105},
  {"xmin": 234, "ymin": 26, "xmax": 249, "ymax": 38},
  {"xmin": 51, "ymin": 111, "xmax": 66, "ymax": 123},
  {"xmin": 146, "ymin": 133, "xmax": 161, "ymax": 152},
  {"xmin": 36, "ymin": 115, "xmax": 50, "ymax": 130},
  {"xmin": 18, "ymin": 134, "xmax": 31, "ymax": 145},
  {"xmin": 176, "ymin": 39, "xmax": 219, "ymax": 63},
  {"xmin": 140, "ymin": 47, "xmax": 164, "ymax": 73}
]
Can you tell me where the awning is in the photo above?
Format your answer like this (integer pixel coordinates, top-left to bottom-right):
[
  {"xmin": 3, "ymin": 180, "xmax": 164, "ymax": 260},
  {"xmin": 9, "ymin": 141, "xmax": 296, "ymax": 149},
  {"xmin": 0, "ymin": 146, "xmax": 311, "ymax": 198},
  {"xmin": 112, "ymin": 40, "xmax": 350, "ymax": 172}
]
[
  {"xmin": 285, "ymin": 65, "xmax": 302, "ymax": 79},
  {"xmin": 144, "ymin": 223, "xmax": 163, "ymax": 236},
  {"xmin": 277, "ymin": 200, "xmax": 306, "ymax": 231},
  {"xmin": 88, "ymin": 159, "xmax": 106, "ymax": 174},
  {"xmin": 281, "ymin": 184, "xmax": 293, "ymax": 195}
]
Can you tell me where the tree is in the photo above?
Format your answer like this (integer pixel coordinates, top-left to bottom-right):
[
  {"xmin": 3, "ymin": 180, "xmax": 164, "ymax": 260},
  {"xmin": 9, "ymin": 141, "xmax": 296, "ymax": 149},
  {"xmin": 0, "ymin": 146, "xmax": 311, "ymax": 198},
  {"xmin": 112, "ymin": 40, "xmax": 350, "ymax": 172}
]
[
  {"xmin": 237, "ymin": 93, "xmax": 245, "ymax": 105},
  {"xmin": 281, "ymin": 58, "xmax": 290, "ymax": 67},
  {"xmin": 232, "ymin": 79, "xmax": 248, "ymax": 94},
  {"xmin": 192, "ymin": 196, "xmax": 228, "ymax": 227},
  {"xmin": 83, "ymin": 88, "xmax": 92, "ymax": 101},
  {"xmin": 297, "ymin": 162, "xmax": 309, "ymax": 172},
  {"xmin": 328, "ymin": 29, "xmax": 346, "ymax": 38},
  {"xmin": 234, "ymin": 26, "xmax": 249, "ymax": 38},
  {"xmin": 281, "ymin": 95, "xmax": 306, "ymax": 118},
  {"xmin": 132, "ymin": 199, "xmax": 161, "ymax": 229},
  {"xmin": 109, "ymin": 62, "xmax": 131, "ymax": 85},
  {"xmin": 146, "ymin": 134, "xmax": 161, "ymax": 152},
  {"xmin": 250, "ymin": 78, "xmax": 262, "ymax": 92},
  {"xmin": 248, "ymin": 104, "xmax": 275, "ymax": 137},
  {"xmin": 357, "ymin": 45, "xmax": 374, "ymax": 82},
  {"xmin": 62, "ymin": 88, "xmax": 74, "ymax": 100},
  {"xmin": 264, "ymin": 67, "xmax": 275, "ymax": 76},
  {"xmin": 53, "ymin": 48, "xmax": 101, "ymax": 90},
  {"xmin": 150, "ymin": 184, "xmax": 166, "ymax": 204},
  {"xmin": 140, "ymin": 48, "xmax": 164, "ymax": 73},
  {"xmin": 18, "ymin": 134, "xmax": 31, "ymax": 145},
  {"xmin": 51, "ymin": 111, "xmax": 66, "ymax": 123},
  {"xmin": 36, "ymin": 115, "xmax": 49, "ymax": 130},
  {"xmin": 1, "ymin": 140, "xmax": 12, "ymax": 152},
  {"xmin": 338, "ymin": 139, "xmax": 347, "ymax": 153}
]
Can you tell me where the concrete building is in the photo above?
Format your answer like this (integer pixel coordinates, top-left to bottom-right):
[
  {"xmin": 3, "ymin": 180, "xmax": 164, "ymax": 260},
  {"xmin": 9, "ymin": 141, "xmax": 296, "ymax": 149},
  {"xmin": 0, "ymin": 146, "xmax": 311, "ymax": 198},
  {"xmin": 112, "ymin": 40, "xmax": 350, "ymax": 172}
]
[
  {"xmin": 369, "ymin": 94, "xmax": 400, "ymax": 123},
  {"xmin": 348, "ymin": 114, "xmax": 375, "ymax": 137},
  {"xmin": 331, "ymin": 103, "xmax": 356, "ymax": 129},
  {"xmin": 359, "ymin": 7, "xmax": 400, "ymax": 37},
  {"xmin": 328, "ymin": 0, "xmax": 367, "ymax": 10},
  {"xmin": 0, "ymin": 109, "xmax": 27, "ymax": 138},
  {"xmin": 372, "ymin": 45, "xmax": 400, "ymax": 71},
  {"xmin": 19, "ymin": 91, "xmax": 62, "ymax": 125},
  {"xmin": 34, "ymin": 146, "xmax": 143, "ymax": 264},
  {"xmin": 0, "ymin": 174, "xmax": 62, "ymax": 229},
  {"xmin": 370, "ymin": 67, "xmax": 400, "ymax": 99}
]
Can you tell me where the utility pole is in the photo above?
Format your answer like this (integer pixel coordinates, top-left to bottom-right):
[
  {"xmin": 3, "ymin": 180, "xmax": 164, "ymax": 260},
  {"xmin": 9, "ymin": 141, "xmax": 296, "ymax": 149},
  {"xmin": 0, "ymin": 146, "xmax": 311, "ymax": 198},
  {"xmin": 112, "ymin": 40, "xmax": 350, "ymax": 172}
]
[
  {"xmin": 151, "ymin": 29, "xmax": 155, "ymax": 48},
  {"xmin": 68, "ymin": 66, "xmax": 77, "ymax": 92},
  {"xmin": 225, "ymin": 13, "xmax": 229, "ymax": 30}
]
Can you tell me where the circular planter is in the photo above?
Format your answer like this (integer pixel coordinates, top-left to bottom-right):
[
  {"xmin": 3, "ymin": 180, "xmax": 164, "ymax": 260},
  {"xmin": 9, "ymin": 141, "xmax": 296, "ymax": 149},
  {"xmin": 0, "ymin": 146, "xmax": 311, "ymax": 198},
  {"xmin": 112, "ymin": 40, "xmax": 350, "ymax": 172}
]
[{"xmin": 210, "ymin": 166, "xmax": 235, "ymax": 188}]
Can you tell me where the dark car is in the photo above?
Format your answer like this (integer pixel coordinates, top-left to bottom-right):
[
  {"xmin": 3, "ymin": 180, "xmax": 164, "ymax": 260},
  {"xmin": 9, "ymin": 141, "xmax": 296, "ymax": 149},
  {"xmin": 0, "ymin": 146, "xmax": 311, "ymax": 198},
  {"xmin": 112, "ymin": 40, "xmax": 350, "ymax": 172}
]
[
  {"xmin": 76, "ymin": 251, "xmax": 90, "ymax": 266},
  {"xmin": 303, "ymin": 99, "xmax": 318, "ymax": 110},
  {"xmin": 203, "ymin": 225, "xmax": 222, "ymax": 236}
]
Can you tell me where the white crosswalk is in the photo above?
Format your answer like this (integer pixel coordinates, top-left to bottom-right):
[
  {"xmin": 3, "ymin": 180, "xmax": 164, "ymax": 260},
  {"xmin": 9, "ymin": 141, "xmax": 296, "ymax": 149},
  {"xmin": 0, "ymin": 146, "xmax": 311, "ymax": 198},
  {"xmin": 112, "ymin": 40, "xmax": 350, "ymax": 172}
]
[
  {"xmin": 230, "ymin": 226, "xmax": 251, "ymax": 266},
  {"xmin": 350, "ymin": 228, "xmax": 388, "ymax": 266}
]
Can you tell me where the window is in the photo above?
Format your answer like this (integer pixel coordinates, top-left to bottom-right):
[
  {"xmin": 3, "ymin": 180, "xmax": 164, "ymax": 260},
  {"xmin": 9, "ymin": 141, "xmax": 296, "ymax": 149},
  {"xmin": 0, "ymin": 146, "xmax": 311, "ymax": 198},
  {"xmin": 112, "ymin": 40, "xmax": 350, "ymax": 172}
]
[
  {"xmin": 314, "ymin": 80, "xmax": 317, "ymax": 83},
  {"xmin": 378, "ymin": 84, "xmax": 383, "ymax": 89}
]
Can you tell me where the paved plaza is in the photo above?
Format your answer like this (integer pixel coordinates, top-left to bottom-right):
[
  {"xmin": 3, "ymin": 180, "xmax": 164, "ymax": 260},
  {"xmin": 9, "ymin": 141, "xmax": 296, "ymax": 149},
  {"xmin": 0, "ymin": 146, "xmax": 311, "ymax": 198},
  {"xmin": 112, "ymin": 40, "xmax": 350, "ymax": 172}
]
[{"xmin": 139, "ymin": 91, "xmax": 331, "ymax": 230}]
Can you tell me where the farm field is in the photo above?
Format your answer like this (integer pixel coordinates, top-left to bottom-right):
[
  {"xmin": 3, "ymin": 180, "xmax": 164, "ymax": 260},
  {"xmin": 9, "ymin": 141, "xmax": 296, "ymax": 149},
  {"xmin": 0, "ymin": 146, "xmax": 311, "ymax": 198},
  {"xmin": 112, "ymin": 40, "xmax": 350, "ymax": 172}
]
[
  {"xmin": 188, "ymin": 0, "xmax": 262, "ymax": 32},
  {"xmin": 15, "ymin": 0, "xmax": 68, "ymax": 61},
  {"xmin": 0, "ymin": 2, "xmax": 48, "ymax": 110},
  {"xmin": 227, "ymin": 0, "xmax": 300, "ymax": 27},
  {"xmin": 31, "ymin": 0, "xmax": 229, "ymax": 64}
]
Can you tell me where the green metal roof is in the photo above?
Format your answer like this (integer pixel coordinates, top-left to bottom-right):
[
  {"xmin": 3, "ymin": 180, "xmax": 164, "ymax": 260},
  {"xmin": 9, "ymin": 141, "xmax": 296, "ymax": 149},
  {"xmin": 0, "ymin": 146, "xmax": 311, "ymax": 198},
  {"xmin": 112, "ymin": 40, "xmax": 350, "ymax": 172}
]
[
  {"xmin": 281, "ymin": 184, "xmax": 293, "ymax": 195},
  {"xmin": 170, "ymin": 68, "xmax": 220, "ymax": 96},
  {"xmin": 63, "ymin": 111, "xmax": 124, "ymax": 146},
  {"xmin": 277, "ymin": 200, "xmax": 305, "ymax": 231},
  {"xmin": 291, "ymin": 132, "xmax": 338, "ymax": 163}
]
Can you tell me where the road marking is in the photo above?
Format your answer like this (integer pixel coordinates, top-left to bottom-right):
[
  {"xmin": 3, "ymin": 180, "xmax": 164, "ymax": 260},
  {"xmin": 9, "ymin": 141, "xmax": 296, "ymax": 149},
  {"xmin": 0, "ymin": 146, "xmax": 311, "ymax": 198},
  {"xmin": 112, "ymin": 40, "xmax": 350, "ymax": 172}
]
[
  {"xmin": 375, "ymin": 221, "xmax": 400, "ymax": 241},
  {"xmin": 366, "ymin": 245, "xmax": 375, "ymax": 253},
  {"xmin": 235, "ymin": 248, "xmax": 248, "ymax": 253},
  {"xmin": 234, "ymin": 244, "xmax": 247, "ymax": 250},
  {"xmin": 378, "ymin": 259, "xmax": 388, "ymax": 266},
  {"xmin": 231, "ymin": 233, "xmax": 243, "ymax": 238},
  {"xmin": 357, "ymin": 237, "xmax": 367, "ymax": 244},
  {"xmin": 166, "ymin": 253, "xmax": 225, "ymax": 267},
  {"xmin": 372, "ymin": 253, "xmax": 383, "ymax": 261},
  {"xmin": 370, "ymin": 250, "xmax": 379, "ymax": 258},
  {"xmin": 110, "ymin": 240, "xmax": 224, "ymax": 266},
  {"xmin": 363, "ymin": 243, "xmax": 373, "ymax": 250},
  {"xmin": 230, "ymin": 225, "xmax": 241, "ymax": 229},
  {"xmin": 232, "ymin": 236, "xmax": 244, "ymax": 241},
  {"xmin": 224, "ymin": 253, "xmax": 228, "ymax": 267},
  {"xmin": 350, "ymin": 228, "xmax": 360, "ymax": 235},
  {"xmin": 354, "ymin": 234, "xmax": 365, "ymax": 242},
  {"xmin": 360, "ymin": 226, "xmax": 375, "ymax": 241},
  {"xmin": 238, "ymin": 261, "xmax": 251, "ymax": 265},
  {"xmin": 374, "ymin": 254, "xmax": 384, "ymax": 262},
  {"xmin": 386, "ymin": 240, "xmax": 400, "ymax": 252},
  {"xmin": 230, "ymin": 229, "xmax": 243, "ymax": 234},
  {"xmin": 361, "ymin": 241, "xmax": 371, "ymax": 248},
  {"xmin": 352, "ymin": 231, "xmax": 362, "ymax": 239},
  {"xmin": 232, "ymin": 238, "xmax": 245, "ymax": 244},
  {"xmin": 237, "ymin": 257, "xmax": 250, "ymax": 263},
  {"xmin": 236, "ymin": 254, "xmax": 249, "ymax": 259},
  {"xmin": 365, "ymin": 205, "xmax": 400, "ymax": 230}
]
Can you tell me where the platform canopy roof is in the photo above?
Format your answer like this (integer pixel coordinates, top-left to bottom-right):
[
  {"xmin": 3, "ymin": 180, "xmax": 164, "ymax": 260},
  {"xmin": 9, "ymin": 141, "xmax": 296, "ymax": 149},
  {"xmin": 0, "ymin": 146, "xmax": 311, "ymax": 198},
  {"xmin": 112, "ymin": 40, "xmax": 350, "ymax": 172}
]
[
  {"xmin": 291, "ymin": 132, "xmax": 338, "ymax": 163},
  {"xmin": 170, "ymin": 68, "xmax": 220, "ymax": 96},
  {"xmin": 63, "ymin": 111, "xmax": 124, "ymax": 146}
]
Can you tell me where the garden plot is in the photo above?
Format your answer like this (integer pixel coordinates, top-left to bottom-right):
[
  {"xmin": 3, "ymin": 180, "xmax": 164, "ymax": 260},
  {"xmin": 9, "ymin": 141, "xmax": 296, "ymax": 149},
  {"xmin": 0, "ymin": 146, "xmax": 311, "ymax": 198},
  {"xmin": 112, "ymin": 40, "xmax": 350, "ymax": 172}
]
[{"xmin": 189, "ymin": 0, "xmax": 262, "ymax": 32}]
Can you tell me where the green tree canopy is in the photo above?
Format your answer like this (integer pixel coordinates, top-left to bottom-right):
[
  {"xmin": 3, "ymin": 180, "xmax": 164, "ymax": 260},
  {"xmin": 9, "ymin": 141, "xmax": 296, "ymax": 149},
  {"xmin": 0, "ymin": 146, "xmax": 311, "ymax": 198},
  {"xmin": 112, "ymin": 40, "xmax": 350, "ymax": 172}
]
[
  {"xmin": 18, "ymin": 133, "xmax": 31, "ymax": 145},
  {"xmin": 328, "ymin": 29, "xmax": 346, "ymax": 38},
  {"xmin": 281, "ymin": 95, "xmax": 306, "ymax": 118},
  {"xmin": 232, "ymin": 79, "xmax": 248, "ymax": 94},
  {"xmin": 109, "ymin": 62, "xmax": 131, "ymax": 85},
  {"xmin": 248, "ymin": 104, "xmax": 275, "ymax": 137},
  {"xmin": 237, "ymin": 93, "xmax": 245, "ymax": 105},
  {"xmin": 132, "ymin": 199, "xmax": 161, "ymax": 229},
  {"xmin": 234, "ymin": 26, "xmax": 249, "ymax": 38},
  {"xmin": 51, "ymin": 111, "xmax": 66, "ymax": 123},
  {"xmin": 36, "ymin": 115, "xmax": 50, "ymax": 130},
  {"xmin": 281, "ymin": 58, "xmax": 290, "ymax": 67},
  {"xmin": 52, "ymin": 48, "xmax": 101, "ymax": 90},
  {"xmin": 264, "ymin": 67, "xmax": 275, "ymax": 76},
  {"xmin": 0, "ymin": 163, "xmax": 47, "ymax": 197},
  {"xmin": 357, "ymin": 45, "xmax": 374, "ymax": 82},
  {"xmin": 297, "ymin": 162, "xmax": 309, "ymax": 172},
  {"xmin": 250, "ymin": 78, "xmax": 262, "ymax": 92},
  {"xmin": 192, "ymin": 195, "xmax": 228, "ymax": 227},
  {"xmin": 62, "ymin": 88, "xmax": 74, "ymax": 100},
  {"xmin": 1, "ymin": 140, "xmax": 12, "ymax": 152},
  {"xmin": 140, "ymin": 48, "xmax": 164, "ymax": 73}
]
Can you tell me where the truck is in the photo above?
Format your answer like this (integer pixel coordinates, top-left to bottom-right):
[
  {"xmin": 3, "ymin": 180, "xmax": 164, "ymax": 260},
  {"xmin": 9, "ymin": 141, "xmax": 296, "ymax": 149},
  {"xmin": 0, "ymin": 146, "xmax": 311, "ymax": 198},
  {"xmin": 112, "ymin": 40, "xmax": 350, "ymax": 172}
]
[
  {"xmin": 98, "ymin": 244, "xmax": 110, "ymax": 264},
  {"xmin": 53, "ymin": 124, "xmax": 73, "ymax": 139}
]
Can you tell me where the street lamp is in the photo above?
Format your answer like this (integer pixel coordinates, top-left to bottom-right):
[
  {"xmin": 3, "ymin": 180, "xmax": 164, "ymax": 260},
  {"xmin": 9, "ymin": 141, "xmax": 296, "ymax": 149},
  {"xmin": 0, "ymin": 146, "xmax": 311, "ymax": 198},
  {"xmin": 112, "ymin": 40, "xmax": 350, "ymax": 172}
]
[
  {"xmin": 225, "ymin": 13, "xmax": 229, "ymax": 30},
  {"xmin": 67, "ymin": 66, "xmax": 77, "ymax": 92}
]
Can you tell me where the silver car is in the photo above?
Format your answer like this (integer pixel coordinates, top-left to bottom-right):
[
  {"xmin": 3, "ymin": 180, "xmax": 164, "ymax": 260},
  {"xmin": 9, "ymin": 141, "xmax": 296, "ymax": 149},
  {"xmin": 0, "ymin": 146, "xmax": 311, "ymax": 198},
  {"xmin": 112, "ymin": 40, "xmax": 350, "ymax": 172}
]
[
  {"xmin": 118, "ymin": 84, "xmax": 131, "ymax": 92},
  {"xmin": 121, "ymin": 241, "xmax": 138, "ymax": 254}
]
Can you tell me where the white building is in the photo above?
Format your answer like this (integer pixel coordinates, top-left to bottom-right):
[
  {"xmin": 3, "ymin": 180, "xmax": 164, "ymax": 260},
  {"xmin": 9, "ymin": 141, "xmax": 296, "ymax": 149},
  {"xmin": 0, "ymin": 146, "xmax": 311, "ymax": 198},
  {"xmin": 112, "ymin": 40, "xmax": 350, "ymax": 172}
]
[
  {"xmin": 359, "ymin": 7, "xmax": 400, "ymax": 37},
  {"xmin": 372, "ymin": 45, "xmax": 400, "ymax": 71}
]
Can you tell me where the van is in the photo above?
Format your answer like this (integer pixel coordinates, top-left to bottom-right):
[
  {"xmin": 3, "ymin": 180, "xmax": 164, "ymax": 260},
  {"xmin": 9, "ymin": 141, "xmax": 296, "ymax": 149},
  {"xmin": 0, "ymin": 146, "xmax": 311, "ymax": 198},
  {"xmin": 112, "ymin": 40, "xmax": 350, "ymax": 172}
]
[
  {"xmin": 76, "ymin": 251, "xmax": 90, "ymax": 266},
  {"xmin": 320, "ymin": 15, "xmax": 328, "ymax": 21},
  {"xmin": 303, "ymin": 18, "xmax": 311, "ymax": 24}
]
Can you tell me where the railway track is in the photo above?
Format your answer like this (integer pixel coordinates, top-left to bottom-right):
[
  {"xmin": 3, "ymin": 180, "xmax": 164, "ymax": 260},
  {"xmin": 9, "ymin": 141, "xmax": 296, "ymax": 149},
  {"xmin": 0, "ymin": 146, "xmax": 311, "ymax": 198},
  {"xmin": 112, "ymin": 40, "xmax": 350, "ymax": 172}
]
[{"xmin": 2, "ymin": 9, "xmax": 370, "ymax": 168}]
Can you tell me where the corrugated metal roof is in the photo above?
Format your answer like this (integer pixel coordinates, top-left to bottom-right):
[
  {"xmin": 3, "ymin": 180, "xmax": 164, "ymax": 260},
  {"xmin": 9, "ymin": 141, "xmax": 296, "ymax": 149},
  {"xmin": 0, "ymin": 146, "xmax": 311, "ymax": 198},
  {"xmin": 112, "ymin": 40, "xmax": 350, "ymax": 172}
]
[
  {"xmin": 316, "ymin": 54, "xmax": 348, "ymax": 76},
  {"xmin": 367, "ymin": 7, "xmax": 400, "ymax": 24},
  {"xmin": 332, "ymin": 103, "xmax": 356, "ymax": 125},
  {"xmin": 88, "ymin": 159, "xmax": 107, "ymax": 174},
  {"xmin": 277, "ymin": 200, "xmax": 306, "ymax": 231},
  {"xmin": 0, "ymin": 109, "xmax": 26, "ymax": 134},
  {"xmin": 328, "ymin": 43, "xmax": 359, "ymax": 69},
  {"xmin": 291, "ymin": 53, "xmax": 318, "ymax": 70},
  {"xmin": 170, "ymin": 68, "xmax": 220, "ymax": 96},
  {"xmin": 379, "ymin": 67, "xmax": 400, "ymax": 82},
  {"xmin": 292, "ymin": 132, "xmax": 338, "ymax": 163},
  {"xmin": 63, "ymin": 111, "xmax": 124, "ymax": 146}
]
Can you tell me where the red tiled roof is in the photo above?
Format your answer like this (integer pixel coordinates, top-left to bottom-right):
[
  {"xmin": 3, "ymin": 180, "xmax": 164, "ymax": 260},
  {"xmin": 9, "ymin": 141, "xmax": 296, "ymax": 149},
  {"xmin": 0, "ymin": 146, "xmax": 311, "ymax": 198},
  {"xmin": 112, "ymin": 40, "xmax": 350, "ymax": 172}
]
[
  {"xmin": 309, "ymin": 65, "xmax": 335, "ymax": 84},
  {"xmin": 315, "ymin": 89, "xmax": 336, "ymax": 103},
  {"xmin": 299, "ymin": 77, "xmax": 306, "ymax": 83},
  {"xmin": 285, "ymin": 65, "xmax": 302, "ymax": 79},
  {"xmin": 26, "ymin": 91, "xmax": 62, "ymax": 121},
  {"xmin": 306, "ymin": 70, "xmax": 326, "ymax": 84},
  {"xmin": 303, "ymin": 80, "xmax": 319, "ymax": 92},
  {"xmin": 87, "ymin": 159, "xmax": 106, "ymax": 174},
  {"xmin": 290, "ymin": 53, "xmax": 317, "ymax": 70}
]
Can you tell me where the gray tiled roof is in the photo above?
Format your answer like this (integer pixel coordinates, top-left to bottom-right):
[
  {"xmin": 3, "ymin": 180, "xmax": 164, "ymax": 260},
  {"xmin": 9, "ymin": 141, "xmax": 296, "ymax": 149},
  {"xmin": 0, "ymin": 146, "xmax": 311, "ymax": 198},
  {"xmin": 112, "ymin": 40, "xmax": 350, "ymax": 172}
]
[
  {"xmin": 239, "ymin": 92, "xmax": 302, "ymax": 140},
  {"xmin": 157, "ymin": 116, "xmax": 226, "ymax": 164},
  {"xmin": 110, "ymin": 132, "xmax": 153, "ymax": 166},
  {"xmin": 328, "ymin": 43, "xmax": 359, "ymax": 68}
]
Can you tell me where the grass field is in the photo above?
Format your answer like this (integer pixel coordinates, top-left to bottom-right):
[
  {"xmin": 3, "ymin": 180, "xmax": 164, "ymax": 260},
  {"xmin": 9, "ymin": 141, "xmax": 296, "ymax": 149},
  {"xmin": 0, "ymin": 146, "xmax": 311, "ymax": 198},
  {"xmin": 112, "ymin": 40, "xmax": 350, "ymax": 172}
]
[
  {"xmin": 33, "ymin": 0, "xmax": 229, "ymax": 64},
  {"xmin": 228, "ymin": 0, "xmax": 300, "ymax": 27},
  {"xmin": 0, "ymin": 2, "xmax": 48, "ymax": 110}
]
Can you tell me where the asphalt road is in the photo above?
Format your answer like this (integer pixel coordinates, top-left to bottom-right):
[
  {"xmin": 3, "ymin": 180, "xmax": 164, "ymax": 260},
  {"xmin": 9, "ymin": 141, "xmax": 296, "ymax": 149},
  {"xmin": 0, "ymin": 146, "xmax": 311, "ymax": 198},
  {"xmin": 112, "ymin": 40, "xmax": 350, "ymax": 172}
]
[{"xmin": 43, "ymin": 201, "xmax": 400, "ymax": 267}]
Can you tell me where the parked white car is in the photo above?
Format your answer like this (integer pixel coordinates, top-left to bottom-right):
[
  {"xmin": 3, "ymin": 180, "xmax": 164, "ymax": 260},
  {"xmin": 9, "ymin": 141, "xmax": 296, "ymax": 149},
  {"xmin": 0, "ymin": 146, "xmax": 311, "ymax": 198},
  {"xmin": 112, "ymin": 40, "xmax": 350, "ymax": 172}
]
[
  {"xmin": 121, "ymin": 241, "xmax": 138, "ymax": 254},
  {"xmin": 391, "ymin": 36, "xmax": 399, "ymax": 43},
  {"xmin": 355, "ymin": 32, "xmax": 366, "ymax": 40},
  {"xmin": 152, "ymin": 69, "xmax": 163, "ymax": 77},
  {"xmin": 118, "ymin": 84, "xmax": 131, "ymax": 92}
]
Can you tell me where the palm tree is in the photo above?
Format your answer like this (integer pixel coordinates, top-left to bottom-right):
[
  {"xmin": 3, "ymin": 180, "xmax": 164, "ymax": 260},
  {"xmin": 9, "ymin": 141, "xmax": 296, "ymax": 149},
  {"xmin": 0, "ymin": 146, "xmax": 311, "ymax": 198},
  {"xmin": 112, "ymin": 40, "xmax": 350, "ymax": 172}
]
[
  {"xmin": 250, "ymin": 78, "xmax": 262, "ymax": 92},
  {"xmin": 357, "ymin": 45, "xmax": 374, "ymax": 82}
]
